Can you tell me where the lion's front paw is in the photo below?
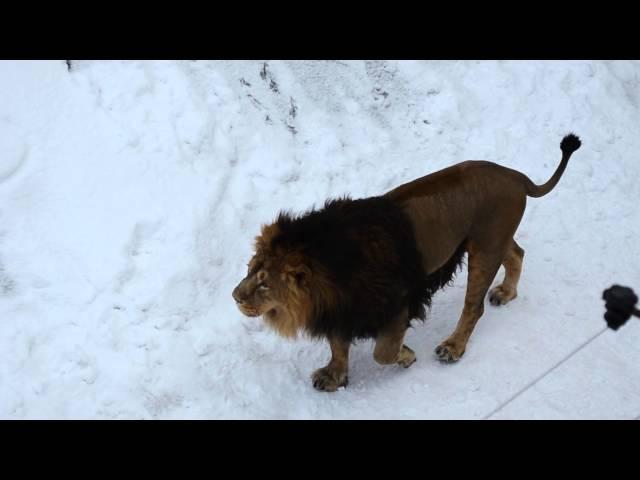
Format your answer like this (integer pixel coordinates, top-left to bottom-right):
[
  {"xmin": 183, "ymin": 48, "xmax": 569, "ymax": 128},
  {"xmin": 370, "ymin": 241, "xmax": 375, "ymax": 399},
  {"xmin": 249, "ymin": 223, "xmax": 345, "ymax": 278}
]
[
  {"xmin": 434, "ymin": 340, "xmax": 465, "ymax": 363},
  {"xmin": 398, "ymin": 345, "xmax": 417, "ymax": 368},
  {"xmin": 311, "ymin": 367, "xmax": 348, "ymax": 392}
]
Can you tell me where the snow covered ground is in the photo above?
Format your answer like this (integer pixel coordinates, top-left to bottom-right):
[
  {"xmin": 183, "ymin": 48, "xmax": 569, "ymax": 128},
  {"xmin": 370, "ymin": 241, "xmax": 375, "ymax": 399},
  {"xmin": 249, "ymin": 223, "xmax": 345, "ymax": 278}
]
[{"xmin": 1, "ymin": 60, "xmax": 639, "ymax": 419}]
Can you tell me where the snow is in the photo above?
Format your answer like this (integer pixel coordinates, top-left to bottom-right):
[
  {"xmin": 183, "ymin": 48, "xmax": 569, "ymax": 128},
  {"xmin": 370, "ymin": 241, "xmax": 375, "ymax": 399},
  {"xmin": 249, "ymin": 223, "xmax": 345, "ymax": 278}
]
[{"xmin": 1, "ymin": 59, "xmax": 639, "ymax": 419}]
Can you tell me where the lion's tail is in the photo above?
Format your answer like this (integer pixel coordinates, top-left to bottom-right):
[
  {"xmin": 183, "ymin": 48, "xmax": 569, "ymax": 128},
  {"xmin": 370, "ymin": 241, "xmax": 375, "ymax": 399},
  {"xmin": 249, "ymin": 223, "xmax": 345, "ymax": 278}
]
[{"xmin": 525, "ymin": 133, "xmax": 581, "ymax": 198}]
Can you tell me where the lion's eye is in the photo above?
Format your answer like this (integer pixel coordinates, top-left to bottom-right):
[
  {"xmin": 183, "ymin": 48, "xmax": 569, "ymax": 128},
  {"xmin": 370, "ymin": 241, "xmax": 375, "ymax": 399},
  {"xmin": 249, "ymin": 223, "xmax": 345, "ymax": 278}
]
[{"xmin": 258, "ymin": 283, "xmax": 269, "ymax": 291}]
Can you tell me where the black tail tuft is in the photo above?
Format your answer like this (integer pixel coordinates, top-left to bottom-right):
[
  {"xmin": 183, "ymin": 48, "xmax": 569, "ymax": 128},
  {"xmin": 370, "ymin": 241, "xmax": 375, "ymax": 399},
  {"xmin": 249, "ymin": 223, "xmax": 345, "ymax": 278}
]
[{"xmin": 560, "ymin": 133, "xmax": 581, "ymax": 155}]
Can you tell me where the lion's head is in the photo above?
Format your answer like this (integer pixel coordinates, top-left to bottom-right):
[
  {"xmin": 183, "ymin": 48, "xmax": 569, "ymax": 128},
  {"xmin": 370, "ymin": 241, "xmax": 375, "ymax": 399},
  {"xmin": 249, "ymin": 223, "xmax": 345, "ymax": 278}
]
[{"xmin": 232, "ymin": 223, "xmax": 315, "ymax": 338}]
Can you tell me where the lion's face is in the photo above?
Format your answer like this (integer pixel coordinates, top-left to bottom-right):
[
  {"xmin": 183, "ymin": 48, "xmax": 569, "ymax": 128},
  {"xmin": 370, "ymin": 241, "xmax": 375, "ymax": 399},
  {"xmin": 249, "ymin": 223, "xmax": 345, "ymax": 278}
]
[
  {"xmin": 232, "ymin": 255, "xmax": 283, "ymax": 317},
  {"xmin": 233, "ymin": 223, "xmax": 318, "ymax": 337},
  {"xmin": 232, "ymin": 249, "xmax": 312, "ymax": 331}
]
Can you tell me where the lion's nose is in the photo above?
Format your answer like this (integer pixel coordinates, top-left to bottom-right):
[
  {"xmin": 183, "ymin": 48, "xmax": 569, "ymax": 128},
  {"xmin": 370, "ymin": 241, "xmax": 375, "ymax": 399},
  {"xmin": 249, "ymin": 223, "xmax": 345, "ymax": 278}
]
[{"xmin": 232, "ymin": 287, "xmax": 243, "ymax": 304}]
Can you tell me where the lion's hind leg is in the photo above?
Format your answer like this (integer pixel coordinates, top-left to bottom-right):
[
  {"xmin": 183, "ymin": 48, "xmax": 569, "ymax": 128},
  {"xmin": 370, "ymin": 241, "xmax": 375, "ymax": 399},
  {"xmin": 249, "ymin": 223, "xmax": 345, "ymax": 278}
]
[
  {"xmin": 488, "ymin": 239, "xmax": 525, "ymax": 306},
  {"xmin": 435, "ymin": 241, "xmax": 505, "ymax": 363}
]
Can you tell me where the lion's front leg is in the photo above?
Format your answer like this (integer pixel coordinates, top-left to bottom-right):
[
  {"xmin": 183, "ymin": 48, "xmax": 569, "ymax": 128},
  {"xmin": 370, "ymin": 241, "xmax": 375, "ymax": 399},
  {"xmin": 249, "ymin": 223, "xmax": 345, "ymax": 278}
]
[
  {"xmin": 373, "ymin": 308, "xmax": 416, "ymax": 368},
  {"xmin": 312, "ymin": 336, "xmax": 350, "ymax": 392}
]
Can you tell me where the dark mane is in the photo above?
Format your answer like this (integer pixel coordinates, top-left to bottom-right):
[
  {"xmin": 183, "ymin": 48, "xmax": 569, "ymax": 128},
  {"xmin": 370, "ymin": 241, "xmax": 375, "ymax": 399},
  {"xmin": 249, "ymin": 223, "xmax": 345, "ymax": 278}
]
[{"xmin": 270, "ymin": 196, "xmax": 465, "ymax": 341}]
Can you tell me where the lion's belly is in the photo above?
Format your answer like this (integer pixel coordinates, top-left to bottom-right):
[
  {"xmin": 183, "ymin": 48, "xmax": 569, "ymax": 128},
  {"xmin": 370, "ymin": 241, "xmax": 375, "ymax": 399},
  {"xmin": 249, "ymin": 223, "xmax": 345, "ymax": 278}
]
[{"xmin": 399, "ymin": 197, "xmax": 470, "ymax": 274}]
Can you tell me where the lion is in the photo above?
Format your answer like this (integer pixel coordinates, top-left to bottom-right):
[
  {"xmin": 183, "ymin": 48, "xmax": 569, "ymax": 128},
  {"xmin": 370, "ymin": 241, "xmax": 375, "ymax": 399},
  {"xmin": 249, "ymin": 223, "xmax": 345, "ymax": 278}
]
[{"xmin": 232, "ymin": 134, "xmax": 582, "ymax": 391}]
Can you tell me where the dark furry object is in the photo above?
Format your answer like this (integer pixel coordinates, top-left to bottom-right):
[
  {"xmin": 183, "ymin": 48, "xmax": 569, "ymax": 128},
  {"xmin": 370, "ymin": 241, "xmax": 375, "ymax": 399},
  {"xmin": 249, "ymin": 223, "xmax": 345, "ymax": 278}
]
[
  {"xmin": 560, "ymin": 133, "xmax": 581, "ymax": 155},
  {"xmin": 271, "ymin": 196, "xmax": 465, "ymax": 341}
]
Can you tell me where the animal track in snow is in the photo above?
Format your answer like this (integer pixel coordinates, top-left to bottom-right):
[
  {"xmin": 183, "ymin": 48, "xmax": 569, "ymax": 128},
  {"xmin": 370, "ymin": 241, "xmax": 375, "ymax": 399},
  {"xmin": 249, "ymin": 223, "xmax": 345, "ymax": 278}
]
[
  {"xmin": 260, "ymin": 62, "xmax": 280, "ymax": 93},
  {"xmin": 0, "ymin": 123, "xmax": 28, "ymax": 185}
]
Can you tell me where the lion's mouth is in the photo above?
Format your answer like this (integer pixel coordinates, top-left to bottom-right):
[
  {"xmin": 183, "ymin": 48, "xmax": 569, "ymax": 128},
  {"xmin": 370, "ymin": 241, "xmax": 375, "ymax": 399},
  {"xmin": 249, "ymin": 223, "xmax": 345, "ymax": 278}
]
[{"xmin": 238, "ymin": 305, "xmax": 261, "ymax": 317}]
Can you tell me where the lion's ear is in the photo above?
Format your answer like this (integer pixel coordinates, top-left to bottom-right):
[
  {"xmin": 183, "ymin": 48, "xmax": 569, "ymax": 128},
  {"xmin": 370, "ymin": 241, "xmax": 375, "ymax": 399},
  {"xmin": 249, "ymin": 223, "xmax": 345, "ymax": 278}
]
[{"xmin": 284, "ymin": 264, "xmax": 312, "ymax": 285}]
